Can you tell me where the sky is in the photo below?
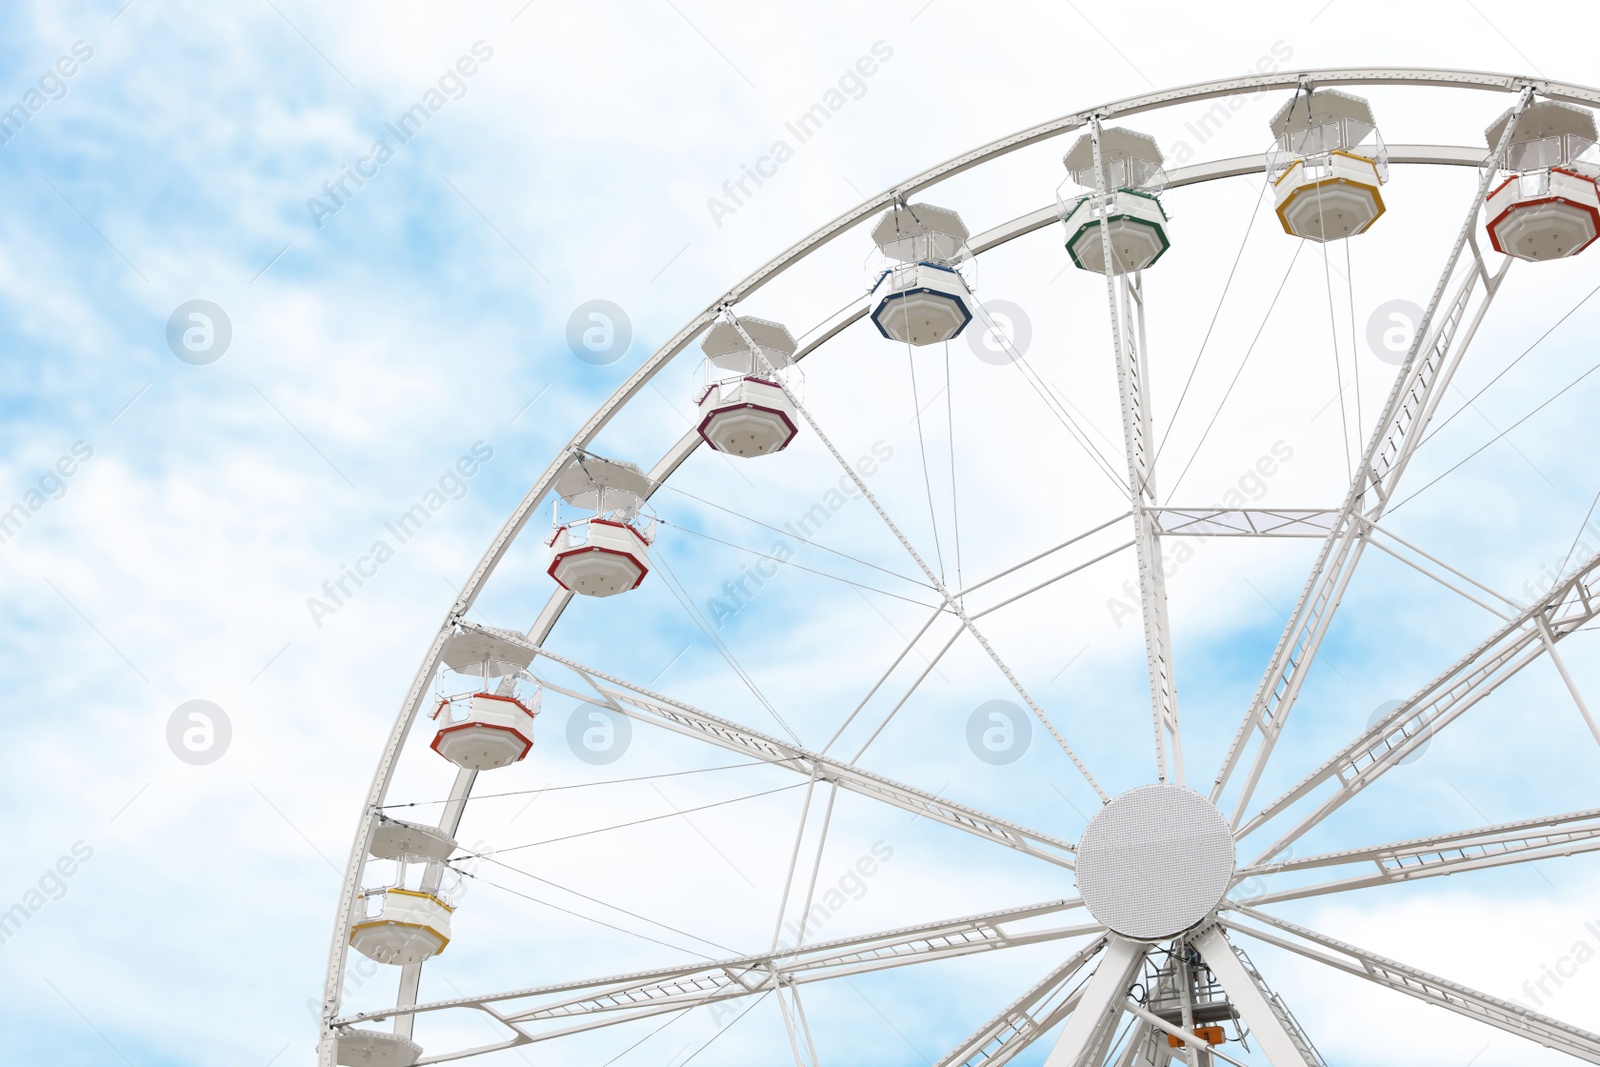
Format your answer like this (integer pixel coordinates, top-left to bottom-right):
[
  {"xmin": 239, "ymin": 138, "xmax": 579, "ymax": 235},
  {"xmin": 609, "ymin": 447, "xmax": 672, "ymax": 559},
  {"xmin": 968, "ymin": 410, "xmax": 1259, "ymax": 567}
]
[{"xmin": 3, "ymin": 1, "xmax": 1600, "ymax": 1065}]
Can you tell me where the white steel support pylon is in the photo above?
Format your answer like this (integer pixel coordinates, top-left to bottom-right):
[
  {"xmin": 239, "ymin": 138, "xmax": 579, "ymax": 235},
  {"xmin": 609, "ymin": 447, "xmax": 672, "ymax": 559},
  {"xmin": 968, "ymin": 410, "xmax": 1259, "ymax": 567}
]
[
  {"xmin": 1044, "ymin": 935, "xmax": 1148, "ymax": 1067},
  {"xmin": 933, "ymin": 938, "xmax": 1106, "ymax": 1067},
  {"xmin": 1089, "ymin": 117, "xmax": 1184, "ymax": 785},
  {"xmin": 1191, "ymin": 925, "xmax": 1325, "ymax": 1066}
]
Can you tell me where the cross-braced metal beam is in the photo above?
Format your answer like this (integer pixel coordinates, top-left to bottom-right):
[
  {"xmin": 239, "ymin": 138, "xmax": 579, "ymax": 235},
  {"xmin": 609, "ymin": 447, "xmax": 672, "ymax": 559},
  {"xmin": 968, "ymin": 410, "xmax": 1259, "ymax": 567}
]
[
  {"xmin": 933, "ymin": 938, "xmax": 1107, "ymax": 1067},
  {"xmin": 1209, "ymin": 87, "xmax": 1533, "ymax": 826},
  {"xmin": 1088, "ymin": 117, "xmax": 1185, "ymax": 786},
  {"xmin": 334, "ymin": 899, "xmax": 1098, "ymax": 1060},
  {"xmin": 1226, "ymin": 907, "xmax": 1600, "ymax": 1063},
  {"xmin": 475, "ymin": 624, "xmax": 1082, "ymax": 869},
  {"xmin": 1234, "ymin": 807, "xmax": 1600, "ymax": 904},
  {"xmin": 1149, "ymin": 509, "xmax": 1341, "ymax": 537},
  {"xmin": 1238, "ymin": 549, "xmax": 1600, "ymax": 864}
]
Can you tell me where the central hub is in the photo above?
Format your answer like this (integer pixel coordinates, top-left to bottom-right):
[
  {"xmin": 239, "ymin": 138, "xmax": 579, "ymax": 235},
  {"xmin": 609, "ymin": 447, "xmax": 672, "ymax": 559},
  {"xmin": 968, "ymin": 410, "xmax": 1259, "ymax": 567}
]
[{"xmin": 1074, "ymin": 784, "xmax": 1235, "ymax": 942}]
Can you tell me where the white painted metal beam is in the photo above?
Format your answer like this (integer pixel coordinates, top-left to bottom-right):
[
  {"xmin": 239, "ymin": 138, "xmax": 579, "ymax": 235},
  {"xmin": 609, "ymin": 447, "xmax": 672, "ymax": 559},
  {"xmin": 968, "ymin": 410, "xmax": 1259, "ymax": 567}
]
[
  {"xmin": 1149, "ymin": 509, "xmax": 1341, "ymax": 538},
  {"xmin": 1191, "ymin": 924, "xmax": 1324, "ymax": 1066},
  {"xmin": 1234, "ymin": 807, "xmax": 1600, "ymax": 904},
  {"xmin": 1227, "ymin": 909, "xmax": 1600, "ymax": 1063},
  {"xmin": 1087, "ymin": 119, "xmax": 1185, "ymax": 787},
  {"xmin": 480, "ymin": 625, "xmax": 1082, "ymax": 868},
  {"xmin": 1044, "ymin": 936, "xmax": 1149, "ymax": 1067},
  {"xmin": 1209, "ymin": 93, "xmax": 1533, "ymax": 826},
  {"xmin": 933, "ymin": 938, "xmax": 1106, "ymax": 1067},
  {"xmin": 1239, "ymin": 550, "xmax": 1600, "ymax": 864},
  {"xmin": 336, "ymin": 900, "xmax": 1098, "ymax": 1051}
]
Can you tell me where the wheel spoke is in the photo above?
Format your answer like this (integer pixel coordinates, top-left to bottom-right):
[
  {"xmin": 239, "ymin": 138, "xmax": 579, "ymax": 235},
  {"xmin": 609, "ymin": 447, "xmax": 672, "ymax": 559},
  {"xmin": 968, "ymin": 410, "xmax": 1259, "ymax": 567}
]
[
  {"xmin": 967, "ymin": 540, "xmax": 1137, "ymax": 622},
  {"xmin": 1237, "ymin": 549, "xmax": 1600, "ymax": 865},
  {"xmin": 847, "ymin": 623, "xmax": 966, "ymax": 762},
  {"xmin": 1358, "ymin": 518, "xmax": 1522, "ymax": 619},
  {"xmin": 1232, "ymin": 806, "xmax": 1600, "ymax": 904},
  {"xmin": 471, "ymin": 623, "xmax": 1080, "ymax": 867},
  {"xmin": 775, "ymin": 982, "xmax": 820, "ymax": 1067},
  {"xmin": 1542, "ymin": 613, "xmax": 1600, "ymax": 749},
  {"xmin": 1088, "ymin": 118, "xmax": 1184, "ymax": 786},
  {"xmin": 933, "ymin": 938, "xmax": 1108, "ymax": 1067},
  {"xmin": 821, "ymin": 605, "xmax": 945, "ymax": 755},
  {"xmin": 1226, "ymin": 907, "xmax": 1600, "ymax": 1063},
  {"xmin": 336, "ymin": 898, "xmax": 1097, "ymax": 1036},
  {"xmin": 1209, "ymin": 89, "xmax": 1535, "ymax": 824},
  {"xmin": 951, "ymin": 513, "xmax": 1133, "ymax": 598},
  {"xmin": 767, "ymin": 771, "xmax": 823, "ymax": 954}
]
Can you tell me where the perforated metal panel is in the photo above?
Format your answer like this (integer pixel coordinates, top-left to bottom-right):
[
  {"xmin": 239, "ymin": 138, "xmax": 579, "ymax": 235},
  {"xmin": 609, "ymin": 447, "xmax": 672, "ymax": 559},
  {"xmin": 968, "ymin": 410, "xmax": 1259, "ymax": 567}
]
[{"xmin": 1075, "ymin": 785, "xmax": 1235, "ymax": 941}]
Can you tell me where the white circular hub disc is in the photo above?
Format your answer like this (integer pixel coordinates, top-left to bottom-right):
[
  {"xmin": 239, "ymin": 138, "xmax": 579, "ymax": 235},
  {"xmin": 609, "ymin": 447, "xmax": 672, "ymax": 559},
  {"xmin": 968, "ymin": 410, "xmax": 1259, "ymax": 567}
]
[{"xmin": 1074, "ymin": 784, "xmax": 1235, "ymax": 942}]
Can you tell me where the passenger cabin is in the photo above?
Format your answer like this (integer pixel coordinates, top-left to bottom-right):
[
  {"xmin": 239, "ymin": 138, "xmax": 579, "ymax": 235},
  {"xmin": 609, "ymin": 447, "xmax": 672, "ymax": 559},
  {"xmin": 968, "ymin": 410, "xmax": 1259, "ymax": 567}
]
[
  {"xmin": 868, "ymin": 203, "xmax": 976, "ymax": 346},
  {"xmin": 547, "ymin": 454, "xmax": 655, "ymax": 597},
  {"xmin": 696, "ymin": 316, "xmax": 801, "ymax": 456},
  {"xmin": 1059, "ymin": 127, "xmax": 1171, "ymax": 273},
  {"xmin": 1267, "ymin": 89, "xmax": 1388, "ymax": 241},
  {"xmin": 1484, "ymin": 100, "xmax": 1600, "ymax": 261}
]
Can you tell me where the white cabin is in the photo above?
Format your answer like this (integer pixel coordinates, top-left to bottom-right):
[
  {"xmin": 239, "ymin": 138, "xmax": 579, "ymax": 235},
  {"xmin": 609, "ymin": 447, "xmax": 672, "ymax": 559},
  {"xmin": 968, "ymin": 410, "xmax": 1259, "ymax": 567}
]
[
  {"xmin": 349, "ymin": 833, "xmax": 460, "ymax": 967},
  {"xmin": 868, "ymin": 203, "xmax": 976, "ymax": 346},
  {"xmin": 697, "ymin": 317, "xmax": 801, "ymax": 456},
  {"xmin": 1059, "ymin": 128, "xmax": 1171, "ymax": 274},
  {"xmin": 1267, "ymin": 89, "xmax": 1388, "ymax": 242},
  {"xmin": 547, "ymin": 454, "xmax": 655, "ymax": 596},
  {"xmin": 1484, "ymin": 101, "xmax": 1600, "ymax": 262}
]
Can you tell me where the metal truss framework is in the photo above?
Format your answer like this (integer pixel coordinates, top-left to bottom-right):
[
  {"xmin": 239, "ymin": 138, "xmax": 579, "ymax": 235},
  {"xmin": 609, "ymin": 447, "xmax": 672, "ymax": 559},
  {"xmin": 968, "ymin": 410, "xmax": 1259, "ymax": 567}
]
[
  {"xmin": 1234, "ymin": 806, "xmax": 1600, "ymax": 904},
  {"xmin": 1209, "ymin": 88, "xmax": 1530, "ymax": 826},
  {"xmin": 319, "ymin": 68, "xmax": 1600, "ymax": 1067},
  {"xmin": 1240, "ymin": 549, "xmax": 1600, "ymax": 867},
  {"xmin": 335, "ymin": 899, "xmax": 1100, "ymax": 1058},
  {"xmin": 1226, "ymin": 908, "xmax": 1600, "ymax": 1064},
  {"xmin": 932, "ymin": 939, "xmax": 1105, "ymax": 1067},
  {"xmin": 1149, "ymin": 509, "xmax": 1339, "ymax": 538},
  {"xmin": 482, "ymin": 623, "xmax": 1083, "ymax": 870},
  {"xmin": 1089, "ymin": 117, "xmax": 1183, "ymax": 787}
]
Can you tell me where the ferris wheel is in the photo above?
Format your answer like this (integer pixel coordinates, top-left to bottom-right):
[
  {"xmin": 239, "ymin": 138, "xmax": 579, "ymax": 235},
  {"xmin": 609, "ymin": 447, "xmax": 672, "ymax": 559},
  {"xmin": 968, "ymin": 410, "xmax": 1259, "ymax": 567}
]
[{"xmin": 318, "ymin": 68, "xmax": 1600, "ymax": 1067}]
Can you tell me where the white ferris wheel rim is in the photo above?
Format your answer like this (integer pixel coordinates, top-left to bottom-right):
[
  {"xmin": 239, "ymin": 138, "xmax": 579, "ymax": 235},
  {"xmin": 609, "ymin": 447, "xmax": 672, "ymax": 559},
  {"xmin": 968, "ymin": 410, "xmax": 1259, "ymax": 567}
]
[{"xmin": 318, "ymin": 66, "xmax": 1600, "ymax": 1066}]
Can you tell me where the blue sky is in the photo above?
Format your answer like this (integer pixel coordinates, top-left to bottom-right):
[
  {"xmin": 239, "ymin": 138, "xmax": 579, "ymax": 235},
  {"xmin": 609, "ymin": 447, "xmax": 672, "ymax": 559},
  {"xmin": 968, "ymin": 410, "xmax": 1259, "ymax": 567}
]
[{"xmin": 4, "ymin": 2, "xmax": 1600, "ymax": 1066}]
